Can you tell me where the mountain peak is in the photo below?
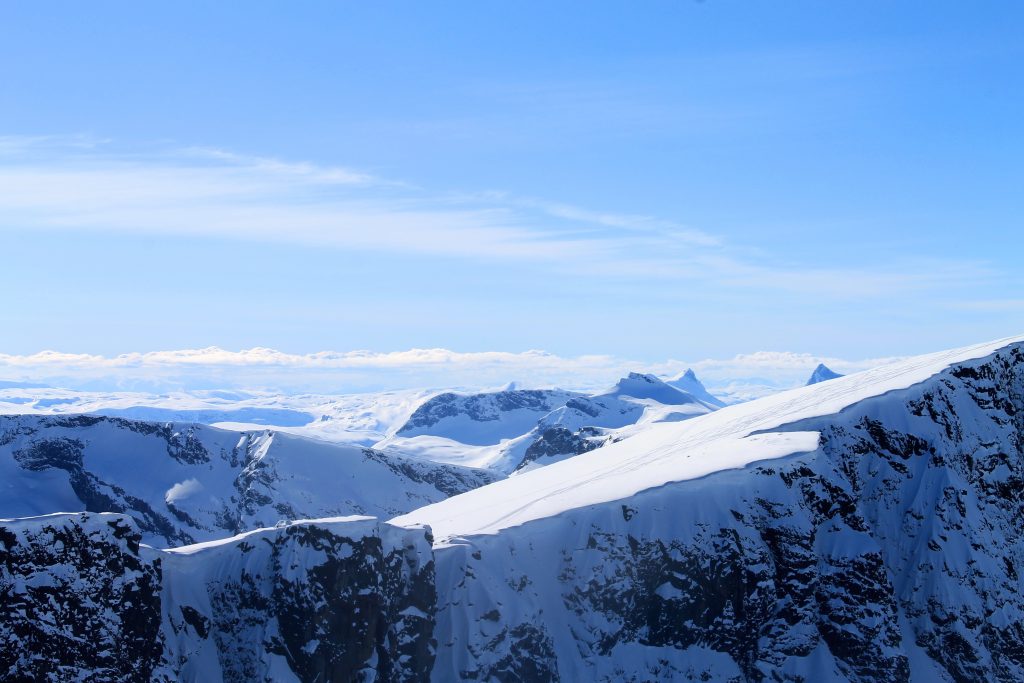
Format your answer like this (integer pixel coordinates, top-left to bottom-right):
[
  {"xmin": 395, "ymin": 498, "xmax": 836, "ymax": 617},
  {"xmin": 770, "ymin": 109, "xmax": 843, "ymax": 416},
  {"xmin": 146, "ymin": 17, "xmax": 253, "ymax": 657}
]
[
  {"xmin": 666, "ymin": 368, "xmax": 727, "ymax": 408},
  {"xmin": 599, "ymin": 372, "xmax": 712, "ymax": 408},
  {"xmin": 806, "ymin": 363, "xmax": 844, "ymax": 386},
  {"xmin": 607, "ymin": 372, "xmax": 671, "ymax": 394}
]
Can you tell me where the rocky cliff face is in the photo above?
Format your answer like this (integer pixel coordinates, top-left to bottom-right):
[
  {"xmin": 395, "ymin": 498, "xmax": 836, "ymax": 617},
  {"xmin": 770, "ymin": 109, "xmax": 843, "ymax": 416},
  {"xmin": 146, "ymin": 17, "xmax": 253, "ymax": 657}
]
[
  {"xmin": 0, "ymin": 513, "xmax": 164, "ymax": 681},
  {"xmin": 0, "ymin": 513, "xmax": 436, "ymax": 683},
  {"xmin": 160, "ymin": 517, "xmax": 437, "ymax": 683},
  {"xmin": 425, "ymin": 343, "xmax": 1024, "ymax": 682}
]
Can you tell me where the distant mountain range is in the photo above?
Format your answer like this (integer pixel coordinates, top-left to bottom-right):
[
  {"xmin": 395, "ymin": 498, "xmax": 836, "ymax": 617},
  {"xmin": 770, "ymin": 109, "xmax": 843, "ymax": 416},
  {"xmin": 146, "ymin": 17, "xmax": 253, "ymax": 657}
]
[
  {"xmin": 381, "ymin": 371, "xmax": 721, "ymax": 473},
  {"xmin": 4, "ymin": 336, "xmax": 1024, "ymax": 680}
]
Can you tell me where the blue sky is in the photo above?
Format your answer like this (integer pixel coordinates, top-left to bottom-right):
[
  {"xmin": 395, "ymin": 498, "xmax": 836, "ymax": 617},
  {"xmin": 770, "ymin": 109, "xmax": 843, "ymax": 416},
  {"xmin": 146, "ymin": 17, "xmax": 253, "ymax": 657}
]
[{"xmin": 1, "ymin": 1, "xmax": 1022, "ymax": 366}]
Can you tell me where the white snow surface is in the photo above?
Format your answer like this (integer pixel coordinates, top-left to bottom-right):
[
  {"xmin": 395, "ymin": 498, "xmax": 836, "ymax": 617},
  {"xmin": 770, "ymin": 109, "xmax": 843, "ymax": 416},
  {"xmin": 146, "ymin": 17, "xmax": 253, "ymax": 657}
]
[
  {"xmin": 0, "ymin": 386, "xmax": 432, "ymax": 446},
  {"xmin": 393, "ymin": 335, "xmax": 1024, "ymax": 543}
]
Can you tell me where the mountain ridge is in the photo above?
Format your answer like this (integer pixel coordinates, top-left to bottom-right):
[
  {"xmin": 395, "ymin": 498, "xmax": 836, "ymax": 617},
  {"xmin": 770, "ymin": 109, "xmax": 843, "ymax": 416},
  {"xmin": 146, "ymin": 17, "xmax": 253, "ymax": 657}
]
[
  {"xmin": 5, "ymin": 335, "xmax": 1024, "ymax": 681},
  {"xmin": 392, "ymin": 335, "xmax": 1024, "ymax": 542}
]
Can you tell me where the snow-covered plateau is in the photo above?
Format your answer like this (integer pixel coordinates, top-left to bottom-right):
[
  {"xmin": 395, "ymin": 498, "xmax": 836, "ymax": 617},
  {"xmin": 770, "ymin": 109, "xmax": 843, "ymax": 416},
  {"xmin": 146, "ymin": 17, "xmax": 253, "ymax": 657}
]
[{"xmin": 2, "ymin": 334, "xmax": 1024, "ymax": 682}]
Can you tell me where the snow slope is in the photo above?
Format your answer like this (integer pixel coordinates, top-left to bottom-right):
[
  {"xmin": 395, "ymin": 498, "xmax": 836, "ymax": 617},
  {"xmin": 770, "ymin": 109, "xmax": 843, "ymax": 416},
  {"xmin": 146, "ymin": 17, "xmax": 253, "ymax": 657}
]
[
  {"xmin": 393, "ymin": 335, "xmax": 1023, "ymax": 542},
  {"xmin": 0, "ymin": 414, "xmax": 498, "ymax": 546},
  {"xmin": 390, "ymin": 334, "xmax": 1024, "ymax": 682}
]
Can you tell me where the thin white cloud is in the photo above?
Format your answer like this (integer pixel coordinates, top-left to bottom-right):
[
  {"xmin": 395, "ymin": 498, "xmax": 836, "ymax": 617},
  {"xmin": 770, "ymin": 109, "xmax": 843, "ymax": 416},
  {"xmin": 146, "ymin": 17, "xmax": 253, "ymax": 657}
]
[
  {"xmin": 179, "ymin": 146, "xmax": 377, "ymax": 185},
  {"xmin": 689, "ymin": 350, "xmax": 900, "ymax": 379},
  {"xmin": 0, "ymin": 133, "xmax": 111, "ymax": 153},
  {"xmin": 948, "ymin": 299, "xmax": 1024, "ymax": 312},
  {"xmin": 0, "ymin": 345, "xmax": 897, "ymax": 396},
  {"xmin": 0, "ymin": 134, "xmax": 997, "ymax": 297}
]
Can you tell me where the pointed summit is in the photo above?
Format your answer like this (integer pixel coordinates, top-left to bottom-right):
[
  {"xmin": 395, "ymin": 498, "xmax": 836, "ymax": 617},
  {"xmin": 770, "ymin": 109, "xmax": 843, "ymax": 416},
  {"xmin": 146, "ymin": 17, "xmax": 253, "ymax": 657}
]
[
  {"xmin": 601, "ymin": 372, "xmax": 698, "ymax": 405},
  {"xmin": 806, "ymin": 363, "xmax": 844, "ymax": 386},
  {"xmin": 666, "ymin": 368, "xmax": 727, "ymax": 408}
]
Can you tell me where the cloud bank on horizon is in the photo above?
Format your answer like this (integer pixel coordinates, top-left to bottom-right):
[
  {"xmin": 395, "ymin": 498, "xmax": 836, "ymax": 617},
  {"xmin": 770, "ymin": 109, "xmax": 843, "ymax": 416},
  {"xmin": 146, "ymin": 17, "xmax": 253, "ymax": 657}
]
[{"xmin": 0, "ymin": 345, "xmax": 899, "ymax": 397}]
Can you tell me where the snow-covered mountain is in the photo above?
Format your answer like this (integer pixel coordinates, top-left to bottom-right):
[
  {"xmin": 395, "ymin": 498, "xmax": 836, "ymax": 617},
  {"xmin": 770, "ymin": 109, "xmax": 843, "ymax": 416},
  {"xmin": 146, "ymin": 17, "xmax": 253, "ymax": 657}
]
[
  {"xmin": 511, "ymin": 372, "xmax": 721, "ymax": 472},
  {"xmin": 382, "ymin": 372, "xmax": 721, "ymax": 473},
  {"xmin": 394, "ymin": 387, "xmax": 580, "ymax": 445},
  {"xmin": 0, "ymin": 414, "xmax": 498, "ymax": 546},
  {"xmin": 666, "ymin": 367, "xmax": 729, "ymax": 407},
  {"xmin": 390, "ymin": 335, "xmax": 1024, "ymax": 681},
  {"xmin": 0, "ymin": 373, "xmax": 729, "ymax": 475},
  {"xmin": 5, "ymin": 335, "xmax": 1024, "ymax": 681},
  {"xmin": 806, "ymin": 362, "xmax": 845, "ymax": 385}
]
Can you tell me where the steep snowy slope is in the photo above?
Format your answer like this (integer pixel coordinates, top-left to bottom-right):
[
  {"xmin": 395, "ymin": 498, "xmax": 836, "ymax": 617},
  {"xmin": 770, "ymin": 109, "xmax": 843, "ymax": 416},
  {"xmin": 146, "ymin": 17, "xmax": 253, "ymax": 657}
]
[
  {"xmin": 394, "ymin": 337, "xmax": 1021, "ymax": 541},
  {"xmin": 0, "ymin": 414, "xmax": 498, "ymax": 546},
  {"xmin": 392, "ymin": 335, "xmax": 1024, "ymax": 682},
  {"xmin": 510, "ymin": 373, "xmax": 720, "ymax": 473}
]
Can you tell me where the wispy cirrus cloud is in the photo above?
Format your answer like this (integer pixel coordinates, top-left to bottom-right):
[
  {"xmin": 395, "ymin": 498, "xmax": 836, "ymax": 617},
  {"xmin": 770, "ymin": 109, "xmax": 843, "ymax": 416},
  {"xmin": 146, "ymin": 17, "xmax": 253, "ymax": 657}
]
[
  {"xmin": 180, "ymin": 146, "xmax": 378, "ymax": 186},
  {"xmin": 0, "ymin": 134, "xmax": 997, "ymax": 298}
]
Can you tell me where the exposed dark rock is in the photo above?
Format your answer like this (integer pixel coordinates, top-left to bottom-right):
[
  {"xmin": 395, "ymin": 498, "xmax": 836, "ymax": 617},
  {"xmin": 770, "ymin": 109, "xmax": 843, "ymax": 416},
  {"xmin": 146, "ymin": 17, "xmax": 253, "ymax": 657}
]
[
  {"xmin": 0, "ymin": 513, "xmax": 164, "ymax": 682},
  {"xmin": 519, "ymin": 425, "xmax": 603, "ymax": 470},
  {"xmin": 1, "ymin": 514, "xmax": 436, "ymax": 683}
]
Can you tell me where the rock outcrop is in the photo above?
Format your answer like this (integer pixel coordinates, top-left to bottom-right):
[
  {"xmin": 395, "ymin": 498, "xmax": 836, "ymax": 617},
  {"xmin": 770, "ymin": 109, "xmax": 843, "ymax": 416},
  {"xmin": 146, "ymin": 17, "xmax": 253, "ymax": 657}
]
[{"xmin": 0, "ymin": 513, "xmax": 436, "ymax": 682}]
